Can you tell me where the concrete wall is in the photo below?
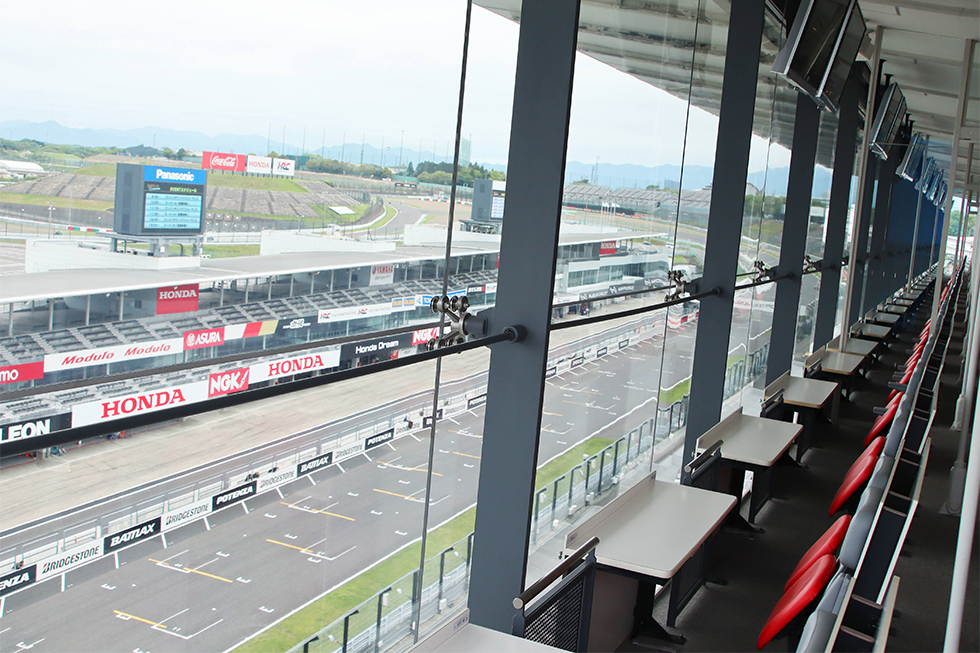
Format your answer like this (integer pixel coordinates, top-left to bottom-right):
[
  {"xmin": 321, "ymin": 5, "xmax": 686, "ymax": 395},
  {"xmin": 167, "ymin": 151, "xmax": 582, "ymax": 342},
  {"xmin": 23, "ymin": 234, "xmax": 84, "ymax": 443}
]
[{"xmin": 25, "ymin": 240, "xmax": 201, "ymax": 273}]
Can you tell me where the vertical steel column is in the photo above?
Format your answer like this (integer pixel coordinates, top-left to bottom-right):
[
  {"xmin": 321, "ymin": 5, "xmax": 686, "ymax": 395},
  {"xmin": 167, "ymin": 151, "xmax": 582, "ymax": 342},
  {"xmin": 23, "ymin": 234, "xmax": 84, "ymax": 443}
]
[
  {"xmin": 814, "ymin": 76, "xmax": 859, "ymax": 346},
  {"xmin": 866, "ymin": 155, "xmax": 897, "ymax": 305},
  {"xmin": 684, "ymin": 0, "xmax": 766, "ymax": 477},
  {"xmin": 468, "ymin": 0, "xmax": 580, "ymax": 632},
  {"xmin": 848, "ymin": 158, "xmax": 878, "ymax": 327},
  {"xmin": 766, "ymin": 95, "xmax": 821, "ymax": 384}
]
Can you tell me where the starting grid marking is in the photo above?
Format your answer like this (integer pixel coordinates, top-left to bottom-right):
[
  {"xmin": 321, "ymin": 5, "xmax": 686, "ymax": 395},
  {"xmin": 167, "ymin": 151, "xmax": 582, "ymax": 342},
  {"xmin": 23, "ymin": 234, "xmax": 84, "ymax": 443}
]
[
  {"xmin": 148, "ymin": 558, "xmax": 233, "ymax": 584},
  {"xmin": 113, "ymin": 609, "xmax": 224, "ymax": 640},
  {"xmin": 279, "ymin": 500, "xmax": 355, "ymax": 521},
  {"xmin": 266, "ymin": 539, "xmax": 356, "ymax": 562}
]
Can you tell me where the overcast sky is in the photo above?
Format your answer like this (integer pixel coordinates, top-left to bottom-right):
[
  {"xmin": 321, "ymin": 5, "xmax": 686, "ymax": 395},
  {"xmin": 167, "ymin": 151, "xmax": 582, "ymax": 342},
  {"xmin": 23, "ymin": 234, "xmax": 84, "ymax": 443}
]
[{"xmin": 1, "ymin": 1, "xmax": 784, "ymax": 171}]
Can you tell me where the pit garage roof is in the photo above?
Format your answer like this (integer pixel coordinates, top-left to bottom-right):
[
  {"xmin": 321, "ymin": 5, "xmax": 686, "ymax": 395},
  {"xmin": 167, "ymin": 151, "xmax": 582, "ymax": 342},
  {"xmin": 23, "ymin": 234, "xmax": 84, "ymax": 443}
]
[
  {"xmin": 0, "ymin": 229, "xmax": 654, "ymax": 305},
  {"xmin": 476, "ymin": 0, "xmax": 979, "ymax": 191}
]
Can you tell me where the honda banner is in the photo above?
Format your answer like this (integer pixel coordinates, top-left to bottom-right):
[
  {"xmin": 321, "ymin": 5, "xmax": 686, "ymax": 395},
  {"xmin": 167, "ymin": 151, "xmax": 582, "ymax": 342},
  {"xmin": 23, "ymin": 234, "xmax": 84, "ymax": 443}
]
[
  {"xmin": 71, "ymin": 380, "xmax": 208, "ymax": 427},
  {"xmin": 600, "ymin": 241, "xmax": 616, "ymax": 255},
  {"xmin": 272, "ymin": 158, "xmax": 295, "ymax": 177},
  {"xmin": 248, "ymin": 349, "xmax": 341, "ymax": 383},
  {"xmin": 45, "ymin": 338, "xmax": 184, "ymax": 372},
  {"xmin": 0, "ymin": 361, "xmax": 44, "ymax": 386},
  {"xmin": 157, "ymin": 284, "xmax": 200, "ymax": 315},
  {"xmin": 246, "ymin": 155, "xmax": 273, "ymax": 175},
  {"xmin": 202, "ymin": 151, "xmax": 246, "ymax": 173}
]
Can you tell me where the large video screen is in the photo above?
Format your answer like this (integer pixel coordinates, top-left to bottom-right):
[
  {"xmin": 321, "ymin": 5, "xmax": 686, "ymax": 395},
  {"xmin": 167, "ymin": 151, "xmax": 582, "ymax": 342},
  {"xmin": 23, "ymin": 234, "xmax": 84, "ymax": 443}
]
[{"xmin": 142, "ymin": 166, "xmax": 206, "ymax": 230}]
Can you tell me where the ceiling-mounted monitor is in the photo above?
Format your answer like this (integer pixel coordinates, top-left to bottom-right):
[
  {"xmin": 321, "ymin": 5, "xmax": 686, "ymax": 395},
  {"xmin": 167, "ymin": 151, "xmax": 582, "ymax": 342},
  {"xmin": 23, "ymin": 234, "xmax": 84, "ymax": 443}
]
[
  {"xmin": 869, "ymin": 82, "xmax": 907, "ymax": 160},
  {"xmin": 772, "ymin": 0, "xmax": 858, "ymax": 105},
  {"xmin": 897, "ymin": 133, "xmax": 926, "ymax": 182},
  {"xmin": 915, "ymin": 157, "xmax": 936, "ymax": 193},
  {"xmin": 816, "ymin": 1, "xmax": 866, "ymax": 113}
]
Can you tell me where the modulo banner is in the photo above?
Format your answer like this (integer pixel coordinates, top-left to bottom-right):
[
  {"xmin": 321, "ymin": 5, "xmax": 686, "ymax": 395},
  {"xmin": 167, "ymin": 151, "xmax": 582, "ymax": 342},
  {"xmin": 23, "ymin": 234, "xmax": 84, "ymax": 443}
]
[{"xmin": 0, "ymin": 361, "xmax": 44, "ymax": 386}]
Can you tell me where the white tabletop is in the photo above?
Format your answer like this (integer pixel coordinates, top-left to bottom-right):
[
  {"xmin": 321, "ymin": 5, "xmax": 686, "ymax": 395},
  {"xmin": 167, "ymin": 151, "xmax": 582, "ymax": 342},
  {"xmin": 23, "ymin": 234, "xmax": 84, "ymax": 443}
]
[
  {"xmin": 889, "ymin": 297, "xmax": 915, "ymax": 306},
  {"xmin": 821, "ymin": 351, "xmax": 865, "ymax": 376},
  {"xmin": 829, "ymin": 338, "xmax": 877, "ymax": 356},
  {"xmin": 872, "ymin": 312, "xmax": 901, "ymax": 324},
  {"xmin": 413, "ymin": 612, "xmax": 566, "ymax": 652},
  {"xmin": 564, "ymin": 474, "xmax": 735, "ymax": 580},
  {"xmin": 778, "ymin": 376, "xmax": 839, "ymax": 409},
  {"xmin": 879, "ymin": 303, "xmax": 907, "ymax": 315},
  {"xmin": 698, "ymin": 413, "xmax": 801, "ymax": 467},
  {"xmin": 854, "ymin": 323, "xmax": 891, "ymax": 339}
]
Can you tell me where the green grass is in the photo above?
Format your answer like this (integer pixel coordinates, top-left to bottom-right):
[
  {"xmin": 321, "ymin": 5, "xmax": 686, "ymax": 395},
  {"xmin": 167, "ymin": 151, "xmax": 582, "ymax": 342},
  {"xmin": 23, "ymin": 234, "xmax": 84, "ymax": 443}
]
[
  {"xmin": 206, "ymin": 174, "xmax": 307, "ymax": 193},
  {"xmin": 73, "ymin": 163, "xmax": 116, "ymax": 177},
  {"xmin": 350, "ymin": 205, "xmax": 396, "ymax": 232},
  {"xmin": 659, "ymin": 378, "xmax": 691, "ymax": 406},
  {"xmin": 234, "ymin": 507, "xmax": 477, "ymax": 653},
  {"xmin": 203, "ymin": 244, "xmax": 260, "ymax": 258},
  {"xmin": 0, "ymin": 192, "xmax": 112, "ymax": 211},
  {"xmin": 311, "ymin": 203, "xmax": 372, "ymax": 226},
  {"xmin": 535, "ymin": 436, "xmax": 614, "ymax": 492}
]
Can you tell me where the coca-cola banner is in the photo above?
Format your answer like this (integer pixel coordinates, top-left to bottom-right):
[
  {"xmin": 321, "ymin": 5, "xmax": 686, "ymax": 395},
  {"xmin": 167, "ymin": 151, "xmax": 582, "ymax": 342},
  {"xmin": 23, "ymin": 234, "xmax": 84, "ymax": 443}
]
[
  {"xmin": 157, "ymin": 284, "xmax": 200, "ymax": 315},
  {"xmin": 202, "ymin": 151, "xmax": 246, "ymax": 173},
  {"xmin": 246, "ymin": 155, "xmax": 273, "ymax": 175},
  {"xmin": 272, "ymin": 158, "xmax": 295, "ymax": 177}
]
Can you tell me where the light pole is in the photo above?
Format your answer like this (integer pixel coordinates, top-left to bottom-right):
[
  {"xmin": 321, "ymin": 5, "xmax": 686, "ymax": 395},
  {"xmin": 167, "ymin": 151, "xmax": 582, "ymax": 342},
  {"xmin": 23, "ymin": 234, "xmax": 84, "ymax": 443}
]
[
  {"xmin": 342, "ymin": 609, "xmax": 359, "ymax": 653},
  {"xmin": 47, "ymin": 203, "xmax": 54, "ymax": 237}
]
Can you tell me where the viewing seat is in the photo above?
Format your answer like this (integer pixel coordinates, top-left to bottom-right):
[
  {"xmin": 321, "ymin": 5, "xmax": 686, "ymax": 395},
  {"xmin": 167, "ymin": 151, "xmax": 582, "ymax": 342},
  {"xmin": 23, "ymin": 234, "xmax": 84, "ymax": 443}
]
[
  {"xmin": 829, "ymin": 441, "xmax": 882, "ymax": 516},
  {"xmin": 784, "ymin": 515, "xmax": 851, "ymax": 591},
  {"xmin": 756, "ymin": 554, "xmax": 837, "ymax": 649}
]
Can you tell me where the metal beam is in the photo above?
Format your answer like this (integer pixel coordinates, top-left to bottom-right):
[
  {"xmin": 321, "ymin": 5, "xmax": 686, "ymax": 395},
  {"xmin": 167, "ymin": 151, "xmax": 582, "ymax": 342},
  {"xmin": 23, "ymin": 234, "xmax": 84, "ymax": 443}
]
[
  {"xmin": 814, "ymin": 74, "xmax": 860, "ymax": 346},
  {"xmin": 766, "ymin": 94, "xmax": 821, "ymax": 383},
  {"xmin": 468, "ymin": 0, "xmax": 580, "ymax": 632},
  {"xmin": 683, "ymin": 0, "xmax": 765, "ymax": 480}
]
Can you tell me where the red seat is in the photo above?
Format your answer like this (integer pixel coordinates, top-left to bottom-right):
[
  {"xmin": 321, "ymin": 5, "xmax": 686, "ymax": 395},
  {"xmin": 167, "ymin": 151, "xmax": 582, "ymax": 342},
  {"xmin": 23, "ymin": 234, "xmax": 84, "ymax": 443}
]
[
  {"xmin": 829, "ymin": 454, "xmax": 878, "ymax": 515},
  {"xmin": 866, "ymin": 396, "xmax": 901, "ymax": 443},
  {"xmin": 845, "ymin": 436, "xmax": 884, "ymax": 479},
  {"xmin": 784, "ymin": 515, "xmax": 852, "ymax": 591},
  {"xmin": 757, "ymin": 554, "xmax": 837, "ymax": 649}
]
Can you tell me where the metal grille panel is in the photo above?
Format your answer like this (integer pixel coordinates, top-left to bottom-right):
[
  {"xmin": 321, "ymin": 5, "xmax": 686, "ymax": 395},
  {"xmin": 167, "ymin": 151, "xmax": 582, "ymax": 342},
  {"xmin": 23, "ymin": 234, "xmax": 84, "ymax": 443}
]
[{"xmin": 522, "ymin": 574, "xmax": 585, "ymax": 651}]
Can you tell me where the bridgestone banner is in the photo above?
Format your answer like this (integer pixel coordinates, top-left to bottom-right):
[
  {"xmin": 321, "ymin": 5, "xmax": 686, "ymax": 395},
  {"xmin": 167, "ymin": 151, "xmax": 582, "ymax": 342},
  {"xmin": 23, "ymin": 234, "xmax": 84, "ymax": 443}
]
[
  {"xmin": 103, "ymin": 517, "xmax": 161, "ymax": 553},
  {"xmin": 161, "ymin": 499, "xmax": 212, "ymax": 532},
  {"xmin": 211, "ymin": 481, "xmax": 256, "ymax": 511},
  {"xmin": 36, "ymin": 542, "xmax": 104, "ymax": 580},
  {"xmin": 257, "ymin": 468, "xmax": 297, "ymax": 492},
  {"xmin": 0, "ymin": 565, "xmax": 36, "ymax": 597},
  {"xmin": 332, "ymin": 441, "xmax": 365, "ymax": 463}
]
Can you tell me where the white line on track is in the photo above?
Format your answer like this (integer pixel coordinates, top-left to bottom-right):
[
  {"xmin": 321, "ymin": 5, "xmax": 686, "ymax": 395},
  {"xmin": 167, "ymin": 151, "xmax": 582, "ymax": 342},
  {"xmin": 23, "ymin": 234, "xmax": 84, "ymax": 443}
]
[{"xmin": 161, "ymin": 549, "xmax": 189, "ymax": 563}]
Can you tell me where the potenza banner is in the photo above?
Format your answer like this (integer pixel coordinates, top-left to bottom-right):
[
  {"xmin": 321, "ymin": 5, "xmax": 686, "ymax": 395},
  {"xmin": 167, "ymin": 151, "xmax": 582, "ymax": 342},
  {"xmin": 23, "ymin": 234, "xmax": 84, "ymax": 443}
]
[
  {"xmin": 0, "ymin": 565, "xmax": 36, "ymax": 597},
  {"xmin": 246, "ymin": 155, "xmax": 273, "ymax": 175},
  {"xmin": 202, "ymin": 151, "xmax": 246, "ymax": 173}
]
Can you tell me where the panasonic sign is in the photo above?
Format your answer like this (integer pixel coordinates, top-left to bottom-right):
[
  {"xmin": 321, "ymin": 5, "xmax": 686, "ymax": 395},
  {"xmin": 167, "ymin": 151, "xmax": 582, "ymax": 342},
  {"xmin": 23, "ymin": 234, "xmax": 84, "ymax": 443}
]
[{"xmin": 104, "ymin": 518, "xmax": 161, "ymax": 553}]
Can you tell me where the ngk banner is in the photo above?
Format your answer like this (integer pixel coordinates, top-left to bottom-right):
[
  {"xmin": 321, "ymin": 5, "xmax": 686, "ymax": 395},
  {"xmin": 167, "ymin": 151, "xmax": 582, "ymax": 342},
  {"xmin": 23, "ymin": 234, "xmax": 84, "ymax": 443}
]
[
  {"xmin": 72, "ymin": 380, "xmax": 208, "ymax": 427},
  {"xmin": 0, "ymin": 361, "xmax": 44, "ymax": 386},
  {"xmin": 185, "ymin": 327, "xmax": 225, "ymax": 350},
  {"xmin": 272, "ymin": 158, "xmax": 295, "ymax": 177},
  {"xmin": 249, "ymin": 349, "xmax": 341, "ymax": 383},
  {"xmin": 208, "ymin": 368, "xmax": 250, "ymax": 398},
  {"xmin": 45, "ymin": 338, "xmax": 184, "ymax": 372},
  {"xmin": 202, "ymin": 151, "xmax": 246, "ymax": 172},
  {"xmin": 370, "ymin": 264, "xmax": 395, "ymax": 286},
  {"xmin": 157, "ymin": 284, "xmax": 200, "ymax": 315},
  {"xmin": 246, "ymin": 155, "xmax": 273, "ymax": 175}
]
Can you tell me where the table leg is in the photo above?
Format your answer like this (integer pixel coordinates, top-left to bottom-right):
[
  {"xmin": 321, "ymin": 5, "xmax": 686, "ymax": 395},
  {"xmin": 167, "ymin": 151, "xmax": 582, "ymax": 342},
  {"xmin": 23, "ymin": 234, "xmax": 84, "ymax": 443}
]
[
  {"xmin": 722, "ymin": 468, "xmax": 764, "ymax": 535},
  {"xmin": 633, "ymin": 580, "xmax": 685, "ymax": 646}
]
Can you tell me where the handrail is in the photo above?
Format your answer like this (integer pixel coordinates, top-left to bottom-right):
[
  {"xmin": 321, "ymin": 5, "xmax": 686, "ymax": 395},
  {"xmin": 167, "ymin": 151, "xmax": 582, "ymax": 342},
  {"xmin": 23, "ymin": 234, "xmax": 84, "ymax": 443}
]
[
  {"xmin": 550, "ymin": 287, "xmax": 720, "ymax": 332},
  {"xmin": 685, "ymin": 439, "xmax": 722, "ymax": 474},
  {"xmin": 513, "ymin": 536, "xmax": 599, "ymax": 610}
]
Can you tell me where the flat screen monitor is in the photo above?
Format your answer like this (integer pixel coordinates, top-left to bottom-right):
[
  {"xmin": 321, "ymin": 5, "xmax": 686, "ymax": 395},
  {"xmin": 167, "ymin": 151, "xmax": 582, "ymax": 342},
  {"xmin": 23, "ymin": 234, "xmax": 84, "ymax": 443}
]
[
  {"xmin": 897, "ymin": 133, "xmax": 925, "ymax": 182},
  {"xmin": 773, "ymin": 0, "xmax": 856, "ymax": 101},
  {"xmin": 916, "ymin": 157, "xmax": 936, "ymax": 193},
  {"xmin": 869, "ymin": 83, "xmax": 907, "ymax": 160},
  {"xmin": 817, "ymin": 1, "xmax": 866, "ymax": 112}
]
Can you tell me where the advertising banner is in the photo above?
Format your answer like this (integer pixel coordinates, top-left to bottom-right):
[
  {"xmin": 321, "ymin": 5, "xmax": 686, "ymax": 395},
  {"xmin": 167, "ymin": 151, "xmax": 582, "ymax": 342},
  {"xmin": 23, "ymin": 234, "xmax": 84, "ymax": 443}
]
[
  {"xmin": 207, "ymin": 368, "xmax": 250, "ymax": 398},
  {"xmin": 257, "ymin": 468, "xmax": 297, "ymax": 492},
  {"xmin": 157, "ymin": 284, "xmax": 200, "ymax": 315},
  {"xmin": 202, "ymin": 151, "xmax": 246, "ymax": 172},
  {"xmin": 45, "ymin": 338, "xmax": 185, "ymax": 373},
  {"xmin": 161, "ymin": 499, "xmax": 212, "ymax": 532},
  {"xmin": 0, "ymin": 564, "xmax": 36, "ymax": 597},
  {"xmin": 364, "ymin": 428, "xmax": 394, "ymax": 450},
  {"xmin": 103, "ymin": 517, "xmax": 161, "ymax": 553},
  {"xmin": 340, "ymin": 333, "xmax": 413, "ymax": 361},
  {"xmin": 412, "ymin": 327, "xmax": 441, "ymax": 346},
  {"xmin": 249, "ymin": 349, "xmax": 341, "ymax": 383},
  {"xmin": 0, "ymin": 361, "xmax": 44, "ymax": 386},
  {"xmin": 1, "ymin": 413, "xmax": 71, "ymax": 441},
  {"xmin": 600, "ymin": 241, "xmax": 616, "ymax": 255},
  {"xmin": 246, "ymin": 155, "xmax": 273, "ymax": 175},
  {"xmin": 275, "ymin": 316, "xmax": 314, "ymax": 335},
  {"xmin": 272, "ymin": 158, "xmax": 295, "ymax": 177},
  {"xmin": 71, "ymin": 380, "xmax": 208, "ymax": 427},
  {"xmin": 390, "ymin": 296, "xmax": 416, "ymax": 312},
  {"xmin": 332, "ymin": 440, "xmax": 365, "ymax": 463},
  {"xmin": 297, "ymin": 452, "xmax": 334, "ymax": 477},
  {"xmin": 467, "ymin": 393, "xmax": 487, "ymax": 410},
  {"xmin": 317, "ymin": 303, "xmax": 393, "ymax": 323},
  {"xmin": 36, "ymin": 541, "xmax": 104, "ymax": 580},
  {"xmin": 370, "ymin": 264, "xmax": 395, "ymax": 286},
  {"xmin": 211, "ymin": 481, "xmax": 256, "ymax": 511},
  {"xmin": 184, "ymin": 327, "xmax": 225, "ymax": 350}
]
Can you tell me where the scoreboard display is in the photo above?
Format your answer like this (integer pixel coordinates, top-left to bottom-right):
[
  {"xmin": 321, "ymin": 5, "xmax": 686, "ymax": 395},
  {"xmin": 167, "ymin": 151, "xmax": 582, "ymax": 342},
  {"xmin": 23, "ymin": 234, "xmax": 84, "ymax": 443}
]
[
  {"xmin": 114, "ymin": 164, "xmax": 207, "ymax": 237},
  {"xmin": 142, "ymin": 167, "xmax": 206, "ymax": 230}
]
